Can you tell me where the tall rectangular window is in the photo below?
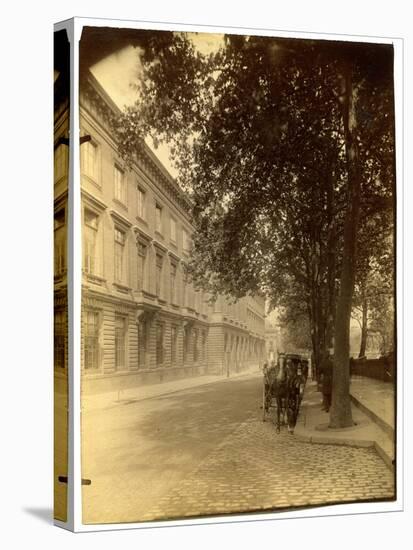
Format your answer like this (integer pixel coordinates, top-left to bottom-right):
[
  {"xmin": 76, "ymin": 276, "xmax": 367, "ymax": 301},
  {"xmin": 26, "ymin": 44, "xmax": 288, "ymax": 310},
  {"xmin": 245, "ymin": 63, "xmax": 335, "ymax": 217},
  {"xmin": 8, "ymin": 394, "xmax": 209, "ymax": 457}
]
[
  {"xmin": 54, "ymin": 144, "xmax": 68, "ymax": 183},
  {"xmin": 170, "ymin": 262, "xmax": 177, "ymax": 304},
  {"xmin": 171, "ymin": 325, "xmax": 177, "ymax": 365},
  {"xmin": 183, "ymin": 228, "xmax": 191, "ymax": 254},
  {"xmin": 84, "ymin": 209, "xmax": 98, "ymax": 275},
  {"xmin": 114, "ymin": 165, "xmax": 126, "ymax": 204},
  {"xmin": 170, "ymin": 217, "xmax": 177, "ymax": 243},
  {"xmin": 155, "ymin": 204, "xmax": 162, "ymax": 234},
  {"xmin": 156, "ymin": 323, "xmax": 164, "ymax": 366},
  {"xmin": 138, "ymin": 319, "xmax": 147, "ymax": 369},
  {"xmin": 137, "ymin": 242, "xmax": 147, "ymax": 291},
  {"xmin": 54, "ymin": 310, "xmax": 66, "ymax": 369},
  {"xmin": 156, "ymin": 254, "xmax": 163, "ymax": 297},
  {"xmin": 114, "ymin": 228, "xmax": 125, "ymax": 283},
  {"xmin": 182, "ymin": 271, "xmax": 187, "ymax": 307},
  {"xmin": 81, "ymin": 140, "xmax": 98, "ymax": 181},
  {"xmin": 188, "ymin": 282, "xmax": 195, "ymax": 310},
  {"xmin": 183, "ymin": 326, "xmax": 190, "ymax": 364},
  {"xmin": 115, "ymin": 315, "xmax": 126, "ymax": 370},
  {"xmin": 193, "ymin": 329, "xmax": 199, "ymax": 363},
  {"xmin": 137, "ymin": 187, "xmax": 146, "ymax": 220},
  {"xmin": 202, "ymin": 331, "xmax": 207, "ymax": 362},
  {"xmin": 84, "ymin": 310, "xmax": 99, "ymax": 370},
  {"xmin": 54, "ymin": 209, "xmax": 66, "ymax": 276}
]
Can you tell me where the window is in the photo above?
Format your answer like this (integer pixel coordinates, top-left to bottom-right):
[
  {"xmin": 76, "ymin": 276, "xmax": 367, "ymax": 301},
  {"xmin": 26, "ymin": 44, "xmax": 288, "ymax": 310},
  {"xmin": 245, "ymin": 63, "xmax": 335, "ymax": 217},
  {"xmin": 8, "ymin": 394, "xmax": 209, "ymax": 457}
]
[
  {"xmin": 171, "ymin": 325, "xmax": 178, "ymax": 365},
  {"xmin": 54, "ymin": 144, "xmax": 68, "ymax": 183},
  {"xmin": 183, "ymin": 228, "xmax": 191, "ymax": 254},
  {"xmin": 115, "ymin": 315, "xmax": 126, "ymax": 370},
  {"xmin": 138, "ymin": 319, "xmax": 147, "ymax": 369},
  {"xmin": 155, "ymin": 204, "xmax": 162, "ymax": 234},
  {"xmin": 81, "ymin": 140, "xmax": 98, "ymax": 181},
  {"xmin": 137, "ymin": 242, "xmax": 147, "ymax": 291},
  {"xmin": 193, "ymin": 329, "xmax": 199, "ymax": 363},
  {"xmin": 188, "ymin": 281, "xmax": 195, "ymax": 310},
  {"xmin": 54, "ymin": 209, "xmax": 66, "ymax": 276},
  {"xmin": 84, "ymin": 310, "xmax": 100, "ymax": 370},
  {"xmin": 137, "ymin": 187, "xmax": 146, "ymax": 220},
  {"xmin": 170, "ymin": 262, "xmax": 177, "ymax": 304},
  {"xmin": 156, "ymin": 323, "xmax": 164, "ymax": 366},
  {"xmin": 84, "ymin": 209, "xmax": 98, "ymax": 275},
  {"xmin": 114, "ymin": 227, "xmax": 125, "ymax": 283},
  {"xmin": 114, "ymin": 165, "xmax": 126, "ymax": 204},
  {"xmin": 170, "ymin": 217, "xmax": 177, "ymax": 243},
  {"xmin": 182, "ymin": 271, "xmax": 187, "ymax": 307},
  {"xmin": 156, "ymin": 254, "xmax": 163, "ymax": 297},
  {"xmin": 202, "ymin": 331, "xmax": 207, "ymax": 362},
  {"xmin": 54, "ymin": 310, "xmax": 66, "ymax": 369},
  {"xmin": 183, "ymin": 326, "xmax": 190, "ymax": 364}
]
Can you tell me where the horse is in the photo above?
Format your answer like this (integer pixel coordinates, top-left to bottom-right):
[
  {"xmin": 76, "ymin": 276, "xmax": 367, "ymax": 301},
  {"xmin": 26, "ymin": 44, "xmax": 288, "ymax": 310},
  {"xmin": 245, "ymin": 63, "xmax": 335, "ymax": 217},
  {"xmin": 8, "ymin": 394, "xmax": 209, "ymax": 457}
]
[
  {"xmin": 264, "ymin": 355, "xmax": 293, "ymax": 433},
  {"xmin": 284, "ymin": 358, "xmax": 307, "ymax": 434}
]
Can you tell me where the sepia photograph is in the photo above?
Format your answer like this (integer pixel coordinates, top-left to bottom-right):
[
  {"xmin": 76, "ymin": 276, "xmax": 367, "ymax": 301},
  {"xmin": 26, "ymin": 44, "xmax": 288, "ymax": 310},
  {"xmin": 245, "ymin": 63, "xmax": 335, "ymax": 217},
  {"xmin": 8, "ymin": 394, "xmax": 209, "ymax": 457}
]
[{"xmin": 54, "ymin": 23, "xmax": 397, "ymax": 526}]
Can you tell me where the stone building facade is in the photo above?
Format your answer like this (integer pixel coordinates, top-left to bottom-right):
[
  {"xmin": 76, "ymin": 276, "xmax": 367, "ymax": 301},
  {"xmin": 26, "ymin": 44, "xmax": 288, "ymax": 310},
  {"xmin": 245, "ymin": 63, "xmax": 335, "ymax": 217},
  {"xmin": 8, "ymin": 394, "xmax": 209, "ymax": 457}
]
[{"xmin": 54, "ymin": 70, "xmax": 265, "ymax": 394}]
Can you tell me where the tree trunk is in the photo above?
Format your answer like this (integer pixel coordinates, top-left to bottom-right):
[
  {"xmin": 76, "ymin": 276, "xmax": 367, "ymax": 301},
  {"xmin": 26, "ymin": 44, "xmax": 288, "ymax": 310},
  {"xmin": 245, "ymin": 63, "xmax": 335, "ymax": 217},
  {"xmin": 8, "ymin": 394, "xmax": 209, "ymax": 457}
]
[
  {"xmin": 326, "ymin": 165, "xmax": 337, "ymax": 351},
  {"xmin": 358, "ymin": 293, "xmax": 368, "ymax": 358},
  {"xmin": 329, "ymin": 65, "xmax": 360, "ymax": 429}
]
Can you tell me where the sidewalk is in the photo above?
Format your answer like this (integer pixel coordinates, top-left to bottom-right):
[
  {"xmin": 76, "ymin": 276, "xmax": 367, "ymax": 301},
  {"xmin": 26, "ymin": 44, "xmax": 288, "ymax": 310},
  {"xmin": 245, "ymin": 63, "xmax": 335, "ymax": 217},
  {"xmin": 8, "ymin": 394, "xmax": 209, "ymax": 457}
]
[
  {"xmin": 82, "ymin": 364, "xmax": 262, "ymax": 412},
  {"xmin": 350, "ymin": 376, "xmax": 395, "ymax": 435},
  {"xmin": 294, "ymin": 378, "xmax": 395, "ymax": 470}
]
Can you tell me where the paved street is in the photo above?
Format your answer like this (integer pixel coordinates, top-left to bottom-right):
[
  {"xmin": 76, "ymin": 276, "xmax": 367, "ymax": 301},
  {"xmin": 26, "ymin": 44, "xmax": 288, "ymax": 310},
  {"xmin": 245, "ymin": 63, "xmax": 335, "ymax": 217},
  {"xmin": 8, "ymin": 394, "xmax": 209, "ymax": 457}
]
[{"xmin": 81, "ymin": 373, "xmax": 394, "ymax": 524}]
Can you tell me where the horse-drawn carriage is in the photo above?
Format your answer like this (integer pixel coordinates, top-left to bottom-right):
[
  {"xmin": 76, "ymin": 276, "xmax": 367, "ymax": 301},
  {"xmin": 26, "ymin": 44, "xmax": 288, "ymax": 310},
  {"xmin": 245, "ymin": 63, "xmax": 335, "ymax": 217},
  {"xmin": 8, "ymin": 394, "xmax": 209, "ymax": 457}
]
[{"xmin": 262, "ymin": 353, "xmax": 308, "ymax": 433}]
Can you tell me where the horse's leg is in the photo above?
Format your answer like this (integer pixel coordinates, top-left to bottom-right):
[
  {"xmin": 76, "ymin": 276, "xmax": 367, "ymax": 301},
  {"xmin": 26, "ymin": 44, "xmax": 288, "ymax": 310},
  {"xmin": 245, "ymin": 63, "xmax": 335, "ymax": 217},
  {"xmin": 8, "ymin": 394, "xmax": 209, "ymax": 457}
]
[
  {"xmin": 282, "ymin": 389, "xmax": 288, "ymax": 425},
  {"xmin": 276, "ymin": 396, "xmax": 280, "ymax": 433}
]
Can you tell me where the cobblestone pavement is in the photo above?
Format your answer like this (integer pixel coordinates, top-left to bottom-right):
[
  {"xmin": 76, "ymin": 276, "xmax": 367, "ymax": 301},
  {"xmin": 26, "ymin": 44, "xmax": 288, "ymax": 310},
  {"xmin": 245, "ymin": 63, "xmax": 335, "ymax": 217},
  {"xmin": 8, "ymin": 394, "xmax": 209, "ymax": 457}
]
[
  {"xmin": 140, "ymin": 416, "xmax": 395, "ymax": 522},
  {"xmin": 81, "ymin": 375, "xmax": 394, "ymax": 524}
]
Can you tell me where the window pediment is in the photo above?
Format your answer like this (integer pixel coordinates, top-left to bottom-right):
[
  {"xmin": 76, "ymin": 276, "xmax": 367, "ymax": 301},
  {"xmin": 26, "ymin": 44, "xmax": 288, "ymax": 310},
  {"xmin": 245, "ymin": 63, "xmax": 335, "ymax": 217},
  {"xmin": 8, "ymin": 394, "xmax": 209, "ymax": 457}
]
[
  {"xmin": 133, "ymin": 226, "xmax": 152, "ymax": 245},
  {"xmin": 110, "ymin": 209, "xmax": 132, "ymax": 231},
  {"xmin": 81, "ymin": 189, "xmax": 107, "ymax": 214}
]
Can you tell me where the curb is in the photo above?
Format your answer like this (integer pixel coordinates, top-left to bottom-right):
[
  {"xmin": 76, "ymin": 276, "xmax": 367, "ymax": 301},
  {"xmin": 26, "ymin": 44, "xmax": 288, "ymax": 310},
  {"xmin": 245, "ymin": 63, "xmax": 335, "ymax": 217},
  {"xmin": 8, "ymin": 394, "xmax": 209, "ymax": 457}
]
[
  {"xmin": 374, "ymin": 441, "xmax": 395, "ymax": 470},
  {"xmin": 350, "ymin": 394, "xmax": 394, "ymax": 437},
  {"xmin": 295, "ymin": 420, "xmax": 394, "ymax": 472},
  {"xmin": 294, "ymin": 431, "xmax": 375, "ymax": 449},
  {"xmin": 294, "ymin": 385, "xmax": 394, "ymax": 472}
]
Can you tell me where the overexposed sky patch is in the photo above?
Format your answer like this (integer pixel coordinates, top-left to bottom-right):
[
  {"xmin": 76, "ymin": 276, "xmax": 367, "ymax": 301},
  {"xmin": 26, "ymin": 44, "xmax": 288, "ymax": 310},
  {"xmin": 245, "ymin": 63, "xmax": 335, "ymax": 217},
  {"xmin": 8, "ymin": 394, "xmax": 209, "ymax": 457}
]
[
  {"xmin": 89, "ymin": 33, "xmax": 224, "ymax": 179},
  {"xmin": 90, "ymin": 45, "xmax": 142, "ymax": 110},
  {"xmin": 188, "ymin": 32, "xmax": 224, "ymax": 56}
]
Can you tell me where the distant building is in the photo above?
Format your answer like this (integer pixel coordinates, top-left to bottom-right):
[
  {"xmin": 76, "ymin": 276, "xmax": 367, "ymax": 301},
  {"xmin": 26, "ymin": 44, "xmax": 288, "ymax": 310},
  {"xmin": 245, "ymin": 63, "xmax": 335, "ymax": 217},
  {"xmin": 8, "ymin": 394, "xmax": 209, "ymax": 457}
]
[
  {"xmin": 54, "ymin": 70, "xmax": 265, "ymax": 394},
  {"xmin": 265, "ymin": 320, "xmax": 280, "ymax": 362},
  {"xmin": 349, "ymin": 325, "xmax": 382, "ymax": 359}
]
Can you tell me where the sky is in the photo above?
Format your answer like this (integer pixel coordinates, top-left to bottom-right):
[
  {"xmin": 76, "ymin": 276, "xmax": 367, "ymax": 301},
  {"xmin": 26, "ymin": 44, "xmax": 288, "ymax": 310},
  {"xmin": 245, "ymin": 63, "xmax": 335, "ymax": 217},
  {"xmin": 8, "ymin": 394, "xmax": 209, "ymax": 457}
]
[
  {"xmin": 90, "ymin": 32, "xmax": 225, "ymax": 179},
  {"xmin": 90, "ymin": 44, "xmax": 179, "ymax": 177}
]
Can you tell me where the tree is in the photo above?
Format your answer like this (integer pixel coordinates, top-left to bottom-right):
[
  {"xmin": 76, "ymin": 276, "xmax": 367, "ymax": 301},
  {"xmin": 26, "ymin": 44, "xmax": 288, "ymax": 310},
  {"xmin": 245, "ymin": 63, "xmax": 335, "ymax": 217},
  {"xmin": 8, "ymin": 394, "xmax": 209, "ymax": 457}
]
[
  {"xmin": 106, "ymin": 30, "xmax": 395, "ymax": 428},
  {"xmin": 352, "ymin": 222, "xmax": 394, "ymax": 358}
]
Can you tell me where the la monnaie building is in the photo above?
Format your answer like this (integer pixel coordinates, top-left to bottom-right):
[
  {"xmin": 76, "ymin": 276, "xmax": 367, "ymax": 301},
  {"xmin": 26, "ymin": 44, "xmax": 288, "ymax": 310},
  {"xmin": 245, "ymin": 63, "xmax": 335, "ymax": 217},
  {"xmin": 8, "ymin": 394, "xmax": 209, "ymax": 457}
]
[{"xmin": 54, "ymin": 69, "xmax": 265, "ymax": 396}]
